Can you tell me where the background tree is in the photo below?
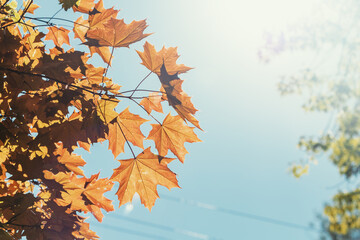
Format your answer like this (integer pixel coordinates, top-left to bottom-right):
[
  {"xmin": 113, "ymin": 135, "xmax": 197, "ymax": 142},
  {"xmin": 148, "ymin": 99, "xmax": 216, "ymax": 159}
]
[
  {"xmin": 0, "ymin": 0, "xmax": 201, "ymax": 239},
  {"xmin": 259, "ymin": 0, "xmax": 360, "ymax": 237}
]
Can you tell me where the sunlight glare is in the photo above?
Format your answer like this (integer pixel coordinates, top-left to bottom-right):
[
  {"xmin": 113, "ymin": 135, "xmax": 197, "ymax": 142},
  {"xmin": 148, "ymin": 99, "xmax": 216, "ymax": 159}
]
[{"xmin": 203, "ymin": 0, "xmax": 321, "ymax": 47}]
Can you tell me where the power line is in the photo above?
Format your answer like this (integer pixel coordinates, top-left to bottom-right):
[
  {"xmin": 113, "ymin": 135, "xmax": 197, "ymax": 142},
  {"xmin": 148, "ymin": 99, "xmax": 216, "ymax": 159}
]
[
  {"xmin": 107, "ymin": 214, "xmax": 222, "ymax": 240},
  {"xmin": 161, "ymin": 194, "xmax": 322, "ymax": 233},
  {"xmin": 90, "ymin": 221, "xmax": 172, "ymax": 240}
]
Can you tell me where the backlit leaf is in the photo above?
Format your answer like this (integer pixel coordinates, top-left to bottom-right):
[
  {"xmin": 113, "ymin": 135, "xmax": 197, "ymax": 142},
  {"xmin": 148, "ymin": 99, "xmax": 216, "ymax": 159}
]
[
  {"xmin": 147, "ymin": 113, "xmax": 201, "ymax": 162},
  {"xmin": 111, "ymin": 147, "xmax": 179, "ymax": 209}
]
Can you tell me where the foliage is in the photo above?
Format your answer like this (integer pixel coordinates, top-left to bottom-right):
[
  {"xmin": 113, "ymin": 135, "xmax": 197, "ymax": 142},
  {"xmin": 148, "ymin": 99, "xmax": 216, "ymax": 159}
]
[
  {"xmin": 259, "ymin": 0, "xmax": 360, "ymax": 237},
  {"xmin": 0, "ymin": 0, "xmax": 201, "ymax": 239},
  {"xmin": 316, "ymin": 213, "xmax": 360, "ymax": 240}
]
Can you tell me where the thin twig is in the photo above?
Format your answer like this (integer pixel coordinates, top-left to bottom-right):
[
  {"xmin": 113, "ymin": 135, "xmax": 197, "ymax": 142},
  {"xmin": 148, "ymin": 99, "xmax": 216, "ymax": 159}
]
[
  {"xmin": 119, "ymin": 89, "xmax": 165, "ymax": 95},
  {"xmin": 47, "ymin": 8, "xmax": 62, "ymax": 23},
  {"xmin": 130, "ymin": 71, "xmax": 154, "ymax": 98},
  {"xmin": 131, "ymin": 98, "xmax": 162, "ymax": 125},
  {"xmin": 25, "ymin": 16, "xmax": 90, "ymax": 29},
  {"xmin": 0, "ymin": 67, "xmax": 120, "ymax": 102}
]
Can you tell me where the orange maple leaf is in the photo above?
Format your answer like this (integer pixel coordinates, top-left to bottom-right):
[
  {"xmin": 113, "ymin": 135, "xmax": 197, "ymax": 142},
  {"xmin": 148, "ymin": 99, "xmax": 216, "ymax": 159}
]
[
  {"xmin": 73, "ymin": 16, "xmax": 89, "ymax": 43},
  {"xmin": 86, "ymin": 6, "xmax": 119, "ymax": 64},
  {"xmin": 107, "ymin": 108, "xmax": 148, "ymax": 159},
  {"xmin": 84, "ymin": 64, "xmax": 106, "ymax": 84},
  {"xmin": 44, "ymin": 171, "xmax": 114, "ymax": 222},
  {"xmin": 86, "ymin": 18, "xmax": 150, "ymax": 48},
  {"xmin": 88, "ymin": 6, "xmax": 119, "ymax": 29},
  {"xmin": 49, "ymin": 46, "xmax": 64, "ymax": 57},
  {"xmin": 82, "ymin": 174, "xmax": 114, "ymax": 221},
  {"xmin": 54, "ymin": 142, "xmax": 86, "ymax": 176},
  {"xmin": 45, "ymin": 26, "xmax": 70, "ymax": 47},
  {"xmin": 137, "ymin": 41, "xmax": 192, "ymax": 75},
  {"xmin": 72, "ymin": 0, "xmax": 95, "ymax": 13},
  {"xmin": 159, "ymin": 64, "xmax": 202, "ymax": 130},
  {"xmin": 22, "ymin": 0, "xmax": 39, "ymax": 14},
  {"xmin": 147, "ymin": 113, "xmax": 201, "ymax": 163},
  {"xmin": 95, "ymin": 98, "xmax": 119, "ymax": 124},
  {"xmin": 89, "ymin": 45, "xmax": 112, "ymax": 65},
  {"xmin": 72, "ymin": 221, "xmax": 99, "ymax": 240},
  {"xmin": 110, "ymin": 147, "xmax": 179, "ymax": 210},
  {"xmin": 139, "ymin": 92, "xmax": 163, "ymax": 114}
]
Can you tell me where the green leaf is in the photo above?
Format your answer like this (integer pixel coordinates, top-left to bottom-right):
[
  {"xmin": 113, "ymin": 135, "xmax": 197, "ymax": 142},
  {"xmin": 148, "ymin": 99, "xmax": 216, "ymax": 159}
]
[{"xmin": 58, "ymin": 0, "xmax": 80, "ymax": 11}]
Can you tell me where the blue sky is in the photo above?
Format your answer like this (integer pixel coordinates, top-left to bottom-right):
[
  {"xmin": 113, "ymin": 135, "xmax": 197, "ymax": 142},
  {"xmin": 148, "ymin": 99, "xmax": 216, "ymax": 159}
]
[{"xmin": 35, "ymin": 0, "xmax": 345, "ymax": 239}]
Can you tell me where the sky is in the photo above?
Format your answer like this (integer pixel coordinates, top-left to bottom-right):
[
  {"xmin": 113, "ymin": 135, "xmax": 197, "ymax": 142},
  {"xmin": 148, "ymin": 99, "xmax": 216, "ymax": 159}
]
[{"xmin": 34, "ymin": 0, "xmax": 346, "ymax": 239}]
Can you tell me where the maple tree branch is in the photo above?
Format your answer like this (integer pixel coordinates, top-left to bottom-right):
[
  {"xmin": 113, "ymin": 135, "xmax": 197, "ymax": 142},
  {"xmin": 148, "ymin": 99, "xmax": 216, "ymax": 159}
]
[
  {"xmin": 119, "ymin": 89, "xmax": 165, "ymax": 95},
  {"xmin": 0, "ymin": 0, "xmax": 10, "ymax": 9},
  {"xmin": 19, "ymin": 19, "xmax": 37, "ymax": 35},
  {"xmin": 1, "ymin": 67, "xmax": 160, "ymax": 104},
  {"xmin": 19, "ymin": 0, "xmax": 32, "ymax": 20},
  {"xmin": 24, "ymin": 16, "xmax": 55, "ymax": 27},
  {"xmin": 5, "ymin": 222, "xmax": 40, "ymax": 228},
  {"xmin": 0, "ymin": 67, "xmax": 119, "ymax": 102},
  {"xmin": 1, "ymin": 0, "xmax": 33, "ymax": 29},
  {"xmin": 100, "ymin": 46, "xmax": 115, "ymax": 95},
  {"xmin": 116, "ymin": 121, "xmax": 136, "ymax": 158},
  {"xmin": 26, "ymin": 16, "xmax": 90, "ymax": 28}
]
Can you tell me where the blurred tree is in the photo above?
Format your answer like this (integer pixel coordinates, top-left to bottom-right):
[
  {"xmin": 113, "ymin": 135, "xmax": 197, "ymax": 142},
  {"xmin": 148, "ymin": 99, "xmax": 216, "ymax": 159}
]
[
  {"xmin": 259, "ymin": 0, "xmax": 360, "ymax": 237},
  {"xmin": 316, "ymin": 213, "xmax": 360, "ymax": 240}
]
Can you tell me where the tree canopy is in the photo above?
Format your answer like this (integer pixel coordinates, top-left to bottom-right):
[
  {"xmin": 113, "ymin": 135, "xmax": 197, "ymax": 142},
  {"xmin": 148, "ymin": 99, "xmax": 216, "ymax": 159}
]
[{"xmin": 0, "ymin": 0, "xmax": 201, "ymax": 239}]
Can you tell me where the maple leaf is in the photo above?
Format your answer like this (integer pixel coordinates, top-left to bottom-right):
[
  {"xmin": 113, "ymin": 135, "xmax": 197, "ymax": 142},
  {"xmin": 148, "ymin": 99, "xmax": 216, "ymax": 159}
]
[
  {"xmin": 111, "ymin": 147, "xmax": 179, "ymax": 209},
  {"xmin": 86, "ymin": 18, "xmax": 150, "ymax": 48},
  {"xmin": 107, "ymin": 107, "xmax": 148, "ymax": 159},
  {"xmin": 137, "ymin": 41, "xmax": 192, "ymax": 75},
  {"xmin": 159, "ymin": 64, "xmax": 202, "ymax": 130},
  {"xmin": 139, "ymin": 92, "xmax": 163, "ymax": 114},
  {"xmin": 72, "ymin": 0, "xmax": 95, "ymax": 13},
  {"xmin": 88, "ymin": 6, "xmax": 119, "ymax": 29},
  {"xmin": 22, "ymin": 0, "xmax": 39, "ymax": 14},
  {"xmin": 82, "ymin": 175, "xmax": 114, "ymax": 213},
  {"xmin": 73, "ymin": 16, "xmax": 89, "ymax": 43},
  {"xmin": 45, "ymin": 26, "xmax": 71, "ymax": 47},
  {"xmin": 73, "ymin": 221, "xmax": 99, "ymax": 239},
  {"xmin": 54, "ymin": 142, "xmax": 86, "ymax": 176},
  {"xmin": 85, "ymin": 64, "xmax": 106, "ymax": 84},
  {"xmin": 49, "ymin": 46, "xmax": 64, "ymax": 57},
  {"xmin": 89, "ymin": 45, "xmax": 112, "ymax": 65},
  {"xmin": 44, "ymin": 171, "xmax": 114, "ymax": 221},
  {"xmin": 84, "ymin": 6, "xmax": 119, "ymax": 64},
  {"xmin": 48, "ymin": 117, "xmax": 87, "ymax": 150},
  {"xmin": 147, "ymin": 113, "xmax": 201, "ymax": 163},
  {"xmin": 95, "ymin": 98, "xmax": 119, "ymax": 124}
]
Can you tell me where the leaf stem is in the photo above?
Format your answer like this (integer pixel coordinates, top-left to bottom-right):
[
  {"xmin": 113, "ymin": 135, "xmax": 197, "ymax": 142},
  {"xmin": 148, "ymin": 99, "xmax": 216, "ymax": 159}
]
[
  {"xmin": 130, "ymin": 98, "xmax": 161, "ymax": 125},
  {"xmin": 130, "ymin": 71, "xmax": 153, "ymax": 98},
  {"xmin": 116, "ymin": 121, "xmax": 136, "ymax": 158}
]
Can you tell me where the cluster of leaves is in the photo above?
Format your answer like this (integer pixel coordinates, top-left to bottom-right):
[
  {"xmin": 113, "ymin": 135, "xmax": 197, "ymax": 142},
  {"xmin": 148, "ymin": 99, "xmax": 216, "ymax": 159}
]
[
  {"xmin": 260, "ymin": 0, "xmax": 360, "ymax": 237},
  {"xmin": 0, "ymin": 0, "xmax": 201, "ymax": 239}
]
